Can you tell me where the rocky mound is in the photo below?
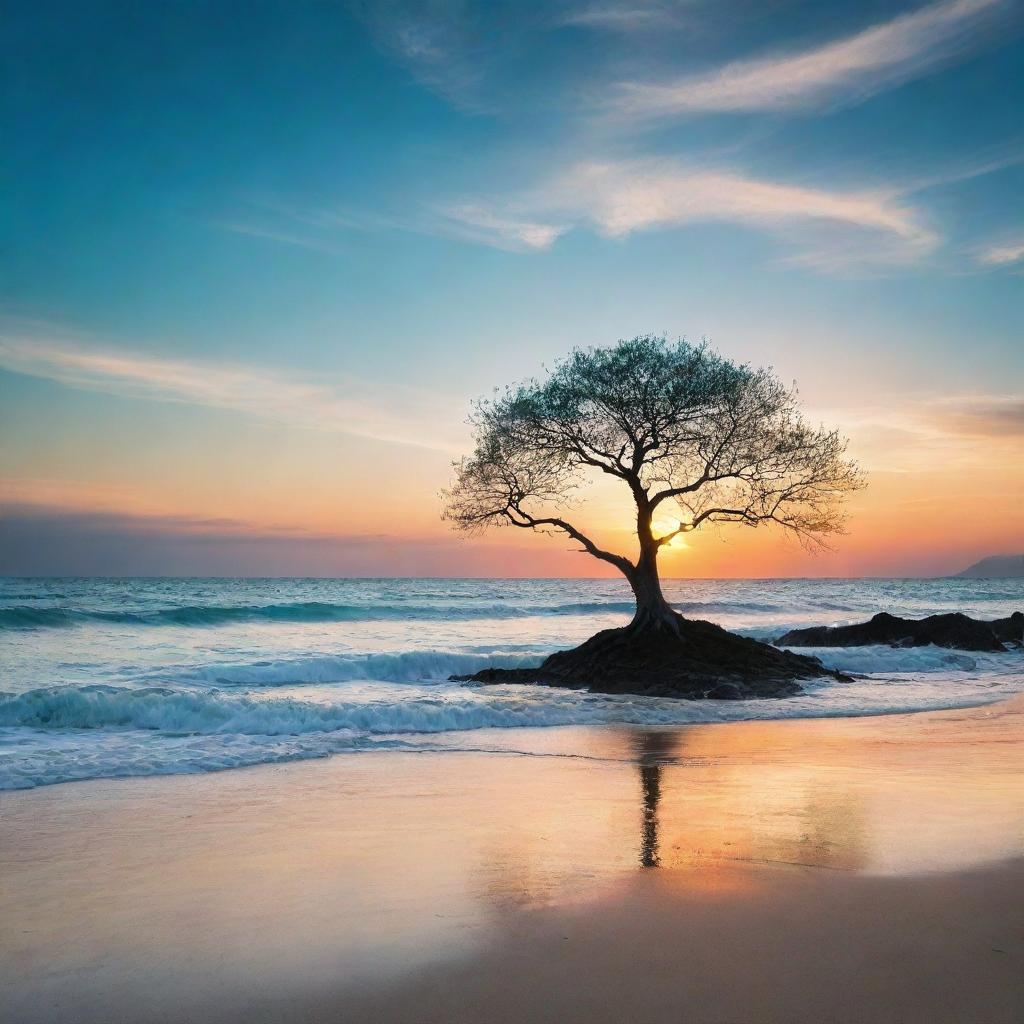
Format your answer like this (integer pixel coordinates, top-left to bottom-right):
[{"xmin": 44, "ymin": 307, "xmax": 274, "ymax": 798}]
[
  {"xmin": 776, "ymin": 611, "xmax": 1023, "ymax": 652},
  {"xmin": 453, "ymin": 615, "xmax": 847, "ymax": 700}
]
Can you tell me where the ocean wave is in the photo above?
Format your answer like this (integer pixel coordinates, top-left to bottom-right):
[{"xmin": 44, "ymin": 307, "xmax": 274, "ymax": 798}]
[
  {"xmin": 0, "ymin": 600, "xmax": 637, "ymax": 630},
  {"xmin": 0, "ymin": 597, "xmax": 802, "ymax": 631},
  {"xmin": 0, "ymin": 683, "xmax": 661, "ymax": 736},
  {"xmin": 171, "ymin": 650, "xmax": 550, "ymax": 686}
]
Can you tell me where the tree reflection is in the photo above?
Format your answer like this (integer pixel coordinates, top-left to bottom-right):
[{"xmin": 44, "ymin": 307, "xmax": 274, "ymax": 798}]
[{"xmin": 632, "ymin": 730, "xmax": 683, "ymax": 868}]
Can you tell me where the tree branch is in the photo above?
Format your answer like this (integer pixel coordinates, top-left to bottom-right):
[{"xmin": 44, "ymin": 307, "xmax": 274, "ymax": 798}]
[
  {"xmin": 654, "ymin": 522, "xmax": 695, "ymax": 547},
  {"xmin": 504, "ymin": 507, "xmax": 634, "ymax": 575}
]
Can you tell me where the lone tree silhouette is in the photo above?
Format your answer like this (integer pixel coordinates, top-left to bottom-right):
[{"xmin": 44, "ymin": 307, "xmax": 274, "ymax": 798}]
[{"xmin": 443, "ymin": 336, "xmax": 863, "ymax": 698}]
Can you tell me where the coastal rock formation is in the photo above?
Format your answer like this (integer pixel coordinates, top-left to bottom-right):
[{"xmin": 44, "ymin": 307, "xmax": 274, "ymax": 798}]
[
  {"xmin": 992, "ymin": 612, "xmax": 1024, "ymax": 645},
  {"xmin": 776, "ymin": 611, "xmax": 1024, "ymax": 652},
  {"xmin": 454, "ymin": 615, "xmax": 848, "ymax": 700}
]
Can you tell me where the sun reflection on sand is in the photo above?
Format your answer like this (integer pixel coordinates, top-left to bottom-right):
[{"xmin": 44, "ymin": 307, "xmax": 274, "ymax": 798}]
[
  {"xmin": 616, "ymin": 726, "xmax": 871, "ymax": 897},
  {"xmin": 606, "ymin": 705, "xmax": 1024, "ymax": 881}
]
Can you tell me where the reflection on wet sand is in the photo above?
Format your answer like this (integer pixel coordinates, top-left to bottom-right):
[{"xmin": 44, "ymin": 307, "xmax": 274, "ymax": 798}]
[
  {"xmin": 466, "ymin": 700, "xmax": 1023, "ymax": 918},
  {"xmin": 632, "ymin": 730, "xmax": 679, "ymax": 868},
  {"xmin": 613, "ymin": 701, "xmax": 1023, "ymax": 878},
  {"xmin": 627, "ymin": 726, "xmax": 871, "ymax": 876}
]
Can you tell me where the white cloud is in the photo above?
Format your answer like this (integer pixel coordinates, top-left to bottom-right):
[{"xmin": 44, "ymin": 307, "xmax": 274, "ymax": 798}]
[
  {"xmin": 607, "ymin": 0, "xmax": 1007, "ymax": 118},
  {"xmin": 556, "ymin": 2, "xmax": 685, "ymax": 31},
  {"xmin": 221, "ymin": 197, "xmax": 565, "ymax": 256},
  {"xmin": 231, "ymin": 156, "xmax": 940, "ymax": 270},
  {"xmin": 974, "ymin": 236, "xmax": 1024, "ymax": 266},
  {"xmin": 0, "ymin": 335, "xmax": 462, "ymax": 452},
  {"xmin": 565, "ymin": 160, "xmax": 931, "ymax": 243},
  {"xmin": 444, "ymin": 158, "xmax": 937, "ymax": 268},
  {"xmin": 435, "ymin": 203, "xmax": 568, "ymax": 251}
]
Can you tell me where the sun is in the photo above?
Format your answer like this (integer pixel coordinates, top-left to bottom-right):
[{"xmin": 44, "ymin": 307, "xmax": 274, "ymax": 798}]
[{"xmin": 653, "ymin": 518, "xmax": 691, "ymax": 548}]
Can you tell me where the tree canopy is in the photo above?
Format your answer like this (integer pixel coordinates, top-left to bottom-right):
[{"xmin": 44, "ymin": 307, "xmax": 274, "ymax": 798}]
[{"xmin": 443, "ymin": 336, "xmax": 863, "ymax": 626}]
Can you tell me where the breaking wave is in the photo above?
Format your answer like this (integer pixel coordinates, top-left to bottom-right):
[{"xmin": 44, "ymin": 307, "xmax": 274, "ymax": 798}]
[
  {"xmin": 0, "ymin": 598, "xmax": 809, "ymax": 631},
  {"xmin": 0, "ymin": 683, "xmax": 699, "ymax": 736},
  {"xmin": 169, "ymin": 650, "xmax": 550, "ymax": 687},
  {"xmin": 0, "ymin": 601, "xmax": 635, "ymax": 629}
]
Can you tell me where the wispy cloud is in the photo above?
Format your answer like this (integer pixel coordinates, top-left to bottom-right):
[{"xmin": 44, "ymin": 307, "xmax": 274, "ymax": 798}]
[
  {"xmin": 931, "ymin": 395, "xmax": 1024, "ymax": 436},
  {"xmin": 607, "ymin": 0, "xmax": 1009, "ymax": 118},
  {"xmin": 222, "ymin": 196, "xmax": 567, "ymax": 255},
  {"xmin": 213, "ymin": 220, "xmax": 349, "ymax": 255},
  {"xmin": 556, "ymin": 1, "xmax": 688, "ymax": 31},
  {"xmin": 562, "ymin": 160, "xmax": 933, "ymax": 246},
  {"xmin": 349, "ymin": 0, "xmax": 534, "ymax": 112},
  {"xmin": 0, "ymin": 335, "xmax": 462, "ymax": 451},
  {"xmin": 226, "ymin": 156, "xmax": 944, "ymax": 271},
  {"xmin": 350, "ymin": 1, "xmax": 695, "ymax": 111},
  {"xmin": 823, "ymin": 393, "xmax": 1024, "ymax": 473},
  {"xmin": 214, "ymin": 197, "xmax": 408, "ymax": 253},
  {"xmin": 442, "ymin": 158, "xmax": 938, "ymax": 268},
  {"xmin": 906, "ymin": 148, "xmax": 1024, "ymax": 193},
  {"xmin": 434, "ymin": 203, "xmax": 568, "ymax": 251},
  {"xmin": 973, "ymin": 235, "xmax": 1024, "ymax": 266}
]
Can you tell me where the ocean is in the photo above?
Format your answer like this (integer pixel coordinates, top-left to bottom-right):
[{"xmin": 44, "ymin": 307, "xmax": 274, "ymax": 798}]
[{"xmin": 1, "ymin": 576, "xmax": 1022, "ymax": 790}]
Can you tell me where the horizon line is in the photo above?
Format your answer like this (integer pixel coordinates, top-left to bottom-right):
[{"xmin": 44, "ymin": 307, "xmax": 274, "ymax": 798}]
[{"xmin": 0, "ymin": 573, "xmax": 978, "ymax": 582}]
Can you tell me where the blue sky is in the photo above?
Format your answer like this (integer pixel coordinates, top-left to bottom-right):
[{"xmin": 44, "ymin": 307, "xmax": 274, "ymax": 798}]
[{"xmin": 1, "ymin": 0, "xmax": 1022, "ymax": 576}]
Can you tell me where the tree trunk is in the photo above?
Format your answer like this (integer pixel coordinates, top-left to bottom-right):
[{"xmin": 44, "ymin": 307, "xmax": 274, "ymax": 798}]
[{"xmin": 626, "ymin": 547, "xmax": 679, "ymax": 635}]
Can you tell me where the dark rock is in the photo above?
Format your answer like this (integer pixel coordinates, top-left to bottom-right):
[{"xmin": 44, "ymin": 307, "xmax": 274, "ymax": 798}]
[
  {"xmin": 452, "ymin": 614, "xmax": 844, "ymax": 700},
  {"xmin": 704, "ymin": 683, "xmax": 745, "ymax": 700},
  {"xmin": 776, "ymin": 610, "xmax": 1023, "ymax": 652},
  {"xmin": 992, "ymin": 611, "xmax": 1024, "ymax": 645}
]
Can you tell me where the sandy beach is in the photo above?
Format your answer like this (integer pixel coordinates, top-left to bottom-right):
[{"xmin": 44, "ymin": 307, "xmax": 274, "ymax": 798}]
[{"xmin": 3, "ymin": 696, "xmax": 1023, "ymax": 1024}]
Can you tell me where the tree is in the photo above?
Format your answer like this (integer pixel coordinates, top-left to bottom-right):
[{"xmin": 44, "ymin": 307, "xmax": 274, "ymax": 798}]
[{"xmin": 444, "ymin": 336, "xmax": 863, "ymax": 637}]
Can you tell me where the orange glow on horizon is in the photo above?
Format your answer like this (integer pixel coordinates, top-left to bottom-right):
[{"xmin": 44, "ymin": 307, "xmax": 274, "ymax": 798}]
[{"xmin": 3, "ymin": 400, "xmax": 1021, "ymax": 577}]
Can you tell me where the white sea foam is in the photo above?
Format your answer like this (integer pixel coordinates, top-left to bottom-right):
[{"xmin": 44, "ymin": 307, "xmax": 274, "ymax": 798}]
[{"xmin": 783, "ymin": 644, "xmax": 1003, "ymax": 675}]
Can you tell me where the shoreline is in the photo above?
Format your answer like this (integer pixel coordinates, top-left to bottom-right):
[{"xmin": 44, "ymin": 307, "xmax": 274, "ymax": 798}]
[{"xmin": 3, "ymin": 695, "xmax": 1023, "ymax": 1023}]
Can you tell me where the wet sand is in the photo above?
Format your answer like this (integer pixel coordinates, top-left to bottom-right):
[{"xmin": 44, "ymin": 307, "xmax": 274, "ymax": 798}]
[{"xmin": 2, "ymin": 697, "xmax": 1023, "ymax": 1023}]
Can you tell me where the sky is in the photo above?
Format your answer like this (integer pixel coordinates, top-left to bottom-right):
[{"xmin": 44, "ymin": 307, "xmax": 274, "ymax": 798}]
[{"xmin": 1, "ymin": 0, "xmax": 1022, "ymax": 577}]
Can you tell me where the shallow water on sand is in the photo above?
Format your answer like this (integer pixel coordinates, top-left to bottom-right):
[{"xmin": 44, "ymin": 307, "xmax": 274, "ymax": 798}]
[{"xmin": 1, "ymin": 576, "xmax": 1022, "ymax": 788}]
